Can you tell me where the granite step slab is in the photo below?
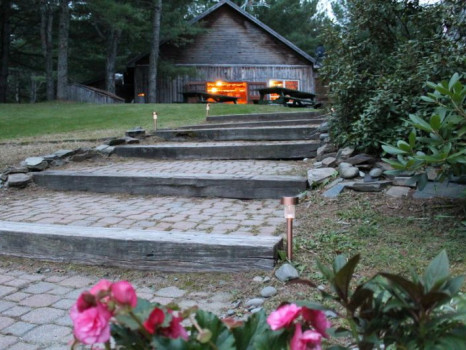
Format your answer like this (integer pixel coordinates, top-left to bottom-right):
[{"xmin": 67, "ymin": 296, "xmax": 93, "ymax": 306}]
[
  {"xmin": 33, "ymin": 171, "xmax": 308, "ymax": 199},
  {"xmin": 0, "ymin": 221, "xmax": 282, "ymax": 272},
  {"xmin": 175, "ymin": 119, "xmax": 325, "ymax": 130},
  {"xmin": 113, "ymin": 141, "xmax": 320, "ymax": 160},
  {"xmin": 153, "ymin": 126, "xmax": 319, "ymax": 142},
  {"xmin": 206, "ymin": 111, "xmax": 323, "ymax": 123}
]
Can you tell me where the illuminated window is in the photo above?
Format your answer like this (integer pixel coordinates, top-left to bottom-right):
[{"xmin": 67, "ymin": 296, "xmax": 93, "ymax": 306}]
[
  {"xmin": 268, "ymin": 80, "xmax": 300, "ymax": 100},
  {"xmin": 206, "ymin": 81, "xmax": 248, "ymax": 104}
]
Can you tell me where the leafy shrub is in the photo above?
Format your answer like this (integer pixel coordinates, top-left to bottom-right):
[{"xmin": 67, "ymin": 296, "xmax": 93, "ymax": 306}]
[{"xmin": 382, "ymin": 73, "xmax": 466, "ymax": 189}]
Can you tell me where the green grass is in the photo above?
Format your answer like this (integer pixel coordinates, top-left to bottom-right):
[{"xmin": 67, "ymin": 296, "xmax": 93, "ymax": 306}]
[{"xmin": 0, "ymin": 102, "xmax": 310, "ymax": 141}]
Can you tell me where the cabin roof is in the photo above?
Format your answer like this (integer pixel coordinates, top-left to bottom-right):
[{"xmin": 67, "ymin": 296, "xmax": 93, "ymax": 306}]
[{"xmin": 128, "ymin": 0, "xmax": 315, "ymax": 67}]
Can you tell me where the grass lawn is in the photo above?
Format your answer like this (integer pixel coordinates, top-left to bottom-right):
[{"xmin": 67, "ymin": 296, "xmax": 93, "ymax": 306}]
[{"xmin": 0, "ymin": 102, "xmax": 309, "ymax": 142}]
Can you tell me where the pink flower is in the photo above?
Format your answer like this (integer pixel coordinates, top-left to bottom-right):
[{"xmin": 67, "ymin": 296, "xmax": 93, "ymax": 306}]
[
  {"xmin": 144, "ymin": 307, "xmax": 165, "ymax": 334},
  {"xmin": 70, "ymin": 303, "xmax": 112, "ymax": 345},
  {"xmin": 301, "ymin": 308, "xmax": 331, "ymax": 338},
  {"xmin": 111, "ymin": 281, "xmax": 137, "ymax": 308},
  {"xmin": 90, "ymin": 279, "xmax": 112, "ymax": 297},
  {"xmin": 161, "ymin": 310, "xmax": 189, "ymax": 341},
  {"xmin": 291, "ymin": 324, "xmax": 322, "ymax": 350},
  {"xmin": 76, "ymin": 291, "xmax": 97, "ymax": 312},
  {"xmin": 267, "ymin": 304, "xmax": 302, "ymax": 331}
]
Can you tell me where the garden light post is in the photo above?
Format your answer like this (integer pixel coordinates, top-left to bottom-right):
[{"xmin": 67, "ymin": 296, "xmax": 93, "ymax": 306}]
[
  {"xmin": 153, "ymin": 111, "xmax": 158, "ymax": 131},
  {"xmin": 281, "ymin": 197, "xmax": 298, "ymax": 261},
  {"xmin": 206, "ymin": 103, "xmax": 211, "ymax": 117}
]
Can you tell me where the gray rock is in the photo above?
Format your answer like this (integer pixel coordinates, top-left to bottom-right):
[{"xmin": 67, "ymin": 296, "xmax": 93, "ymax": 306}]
[
  {"xmin": 245, "ymin": 298, "xmax": 264, "ymax": 308},
  {"xmin": 318, "ymin": 121, "xmax": 329, "ymax": 132},
  {"xmin": 340, "ymin": 166, "xmax": 359, "ymax": 179},
  {"xmin": 7, "ymin": 173, "xmax": 32, "ymax": 188},
  {"xmin": 54, "ymin": 149, "xmax": 75, "ymax": 158},
  {"xmin": 25, "ymin": 157, "xmax": 48, "ymax": 171},
  {"xmin": 95, "ymin": 145, "xmax": 115, "ymax": 155},
  {"xmin": 253, "ymin": 276, "xmax": 263, "ymax": 283},
  {"xmin": 322, "ymin": 183, "xmax": 346, "ymax": 198},
  {"xmin": 348, "ymin": 181, "xmax": 391, "ymax": 192},
  {"xmin": 375, "ymin": 161, "xmax": 394, "ymax": 172},
  {"xmin": 307, "ymin": 168, "xmax": 338, "ymax": 187},
  {"xmin": 250, "ymin": 307, "xmax": 263, "ymax": 314},
  {"xmin": 262, "ymin": 276, "xmax": 271, "ymax": 283},
  {"xmin": 322, "ymin": 157, "xmax": 337, "ymax": 167},
  {"xmin": 105, "ymin": 138, "xmax": 126, "ymax": 146},
  {"xmin": 275, "ymin": 263, "xmax": 299, "ymax": 282},
  {"xmin": 70, "ymin": 150, "xmax": 97, "ymax": 162},
  {"xmin": 393, "ymin": 176, "xmax": 416, "ymax": 187},
  {"xmin": 346, "ymin": 153, "xmax": 377, "ymax": 166},
  {"xmin": 369, "ymin": 168, "xmax": 383, "ymax": 178},
  {"xmin": 324, "ymin": 178, "xmax": 343, "ymax": 189},
  {"xmin": 226, "ymin": 309, "xmax": 235, "ymax": 316},
  {"xmin": 337, "ymin": 146, "xmax": 355, "ymax": 160},
  {"xmin": 319, "ymin": 133, "xmax": 329, "ymax": 141},
  {"xmin": 359, "ymin": 171, "xmax": 365, "ymax": 177},
  {"xmin": 125, "ymin": 128, "xmax": 146, "ymax": 138},
  {"xmin": 338, "ymin": 162, "xmax": 352, "ymax": 171},
  {"xmin": 260, "ymin": 286, "xmax": 277, "ymax": 298},
  {"xmin": 413, "ymin": 182, "xmax": 466, "ymax": 199},
  {"xmin": 50, "ymin": 159, "xmax": 67, "ymax": 167},
  {"xmin": 43, "ymin": 154, "xmax": 58, "ymax": 161},
  {"xmin": 316, "ymin": 143, "xmax": 337, "ymax": 160},
  {"xmin": 124, "ymin": 136, "xmax": 140, "ymax": 144},
  {"xmin": 313, "ymin": 161, "xmax": 323, "ymax": 168},
  {"xmin": 386, "ymin": 186, "xmax": 411, "ymax": 198}
]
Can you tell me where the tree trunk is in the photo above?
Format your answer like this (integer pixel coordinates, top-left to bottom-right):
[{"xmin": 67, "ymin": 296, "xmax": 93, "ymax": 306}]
[
  {"xmin": 57, "ymin": 0, "xmax": 69, "ymax": 100},
  {"xmin": 40, "ymin": 1, "xmax": 55, "ymax": 101},
  {"xmin": 0, "ymin": 0, "xmax": 11, "ymax": 103},
  {"xmin": 105, "ymin": 28, "xmax": 121, "ymax": 94},
  {"xmin": 148, "ymin": 0, "xmax": 162, "ymax": 104}
]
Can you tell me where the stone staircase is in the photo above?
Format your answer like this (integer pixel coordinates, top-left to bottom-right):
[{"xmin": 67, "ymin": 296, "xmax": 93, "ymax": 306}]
[{"xmin": 1, "ymin": 111, "xmax": 324, "ymax": 272}]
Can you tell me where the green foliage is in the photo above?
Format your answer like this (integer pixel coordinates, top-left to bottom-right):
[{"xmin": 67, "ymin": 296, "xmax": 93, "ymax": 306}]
[
  {"xmin": 322, "ymin": 0, "xmax": 466, "ymax": 153},
  {"xmin": 312, "ymin": 251, "xmax": 466, "ymax": 350},
  {"xmin": 382, "ymin": 73, "xmax": 466, "ymax": 188}
]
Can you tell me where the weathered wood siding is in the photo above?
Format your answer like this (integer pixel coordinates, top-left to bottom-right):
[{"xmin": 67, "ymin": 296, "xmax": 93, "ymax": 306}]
[
  {"xmin": 134, "ymin": 65, "xmax": 315, "ymax": 103},
  {"xmin": 68, "ymin": 83, "xmax": 124, "ymax": 104},
  {"xmin": 132, "ymin": 4, "xmax": 315, "ymax": 103}
]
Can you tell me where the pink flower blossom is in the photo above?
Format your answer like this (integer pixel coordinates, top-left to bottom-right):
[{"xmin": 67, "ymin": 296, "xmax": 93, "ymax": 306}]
[
  {"xmin": 76, "ymin": 291, "xmax": 97, "ymax": 312},
  {"xmin": 161, "ymin": 310, "xmax": 189, "ymax": 341},
  {"xmin": 90, "ymin": 279, "xmax": 112, "ymax": 296},
  {"xmin": 111, "ymin": 281, "xmax": 137, "ymax": 308},
  {"xmin": 267, "ymin": 304, "xmax": 302, "ymax": 331},
  {"xmin": 144, "ymin": 307, "xmax": 165, "ymax": 334},
  {"xmin": 291, "ymin": 324, "xmax": 322, "ymax": 350},
  {"xmin": 70, "ymin": 303, "xmax": 112, "ymax": 345},
  {"xmin": 301, "ymin": 308, "xmax": 331, "ymax": 338}
]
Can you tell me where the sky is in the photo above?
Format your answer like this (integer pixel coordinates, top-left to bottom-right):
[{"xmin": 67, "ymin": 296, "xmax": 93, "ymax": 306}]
[{"xmin": 317, "ymin": 0, "xmax": 442, "ymax": 17}]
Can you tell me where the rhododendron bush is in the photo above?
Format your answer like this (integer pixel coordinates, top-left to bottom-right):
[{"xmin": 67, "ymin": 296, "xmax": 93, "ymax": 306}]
[{"xmin": 70, "ymin": 251, "xmax": 465, "ymax": 349}]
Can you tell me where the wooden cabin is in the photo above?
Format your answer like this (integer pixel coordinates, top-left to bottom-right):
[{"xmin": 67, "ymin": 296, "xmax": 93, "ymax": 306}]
[{"xmin": 127, "ymin": 0, "xmax": 316, "ymax": 104}]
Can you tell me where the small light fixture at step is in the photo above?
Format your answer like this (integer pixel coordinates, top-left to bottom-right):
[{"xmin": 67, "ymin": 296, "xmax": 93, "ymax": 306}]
[
  {"xmin": 153, "ymin": 111, "xmax": 158, "ymax": 131},
  {"xmin": 281, "ymin": 196, "xmax": 298, "ymax": 261}
]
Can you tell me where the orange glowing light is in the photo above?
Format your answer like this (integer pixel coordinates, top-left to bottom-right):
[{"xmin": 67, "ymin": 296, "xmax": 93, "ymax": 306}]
[
  {"xmin": 216, "ymin": 80, "xmax": 223, "ymax": 87},
  {"xmin": 137, "ymin": 93, "xmax": 145, "ymax": 97}
]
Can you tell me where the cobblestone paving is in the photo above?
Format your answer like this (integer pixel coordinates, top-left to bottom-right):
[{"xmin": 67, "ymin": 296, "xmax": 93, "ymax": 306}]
[
  {"xmin": 0, "ymin": 189, "xmax": 284, "ymax": 236},
  {"xmin": 0, "ymin": 267, "xmax": 238, "ymax": 349},
  {"xmin": 59, "ymin": 158, "xmax": 308, "ymax": 176}
]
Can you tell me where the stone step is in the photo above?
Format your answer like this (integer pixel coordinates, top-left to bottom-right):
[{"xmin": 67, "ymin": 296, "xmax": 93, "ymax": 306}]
[
  {"xmin": 153, "ymin": 126, "xmax": 319, "ymax": 142},
  {"xmin": 206, "ymin": 111, "xmax": 323, "ymax": 123},
  {"xmin": 33, "ymin": 171, "xmax": 308, "ymax": 199},
  {"xmin": 175, "ymin": 119, "xmax": 326, "ymax": 130},
  {"xmin": 113, "ymin": 141, "xmax": 319, "ymax": 160},
  {"xmin": 0, "ymin": 221, "xmax": 282, "ymax": 272}
]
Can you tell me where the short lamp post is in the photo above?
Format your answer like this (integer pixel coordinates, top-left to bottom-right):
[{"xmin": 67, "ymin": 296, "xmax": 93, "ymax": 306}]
[
  {"xmin": 281, "ymin": 197, "xmax": 298, "ymax": 261},
  {"xmin": 206, "ymin": 103, "xmax": 211, "ymax": 118},
  {"xmin": 153, "ymin": 111, "xmax": 158, "ymax": 131}
]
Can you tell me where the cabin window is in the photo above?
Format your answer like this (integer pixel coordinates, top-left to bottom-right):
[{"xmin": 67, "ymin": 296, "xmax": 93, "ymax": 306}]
[
  {"xmin": 268, "ymin": 80, "xmax": 300, "ymax": 100},
  {"xmin": 206, "ymin": 81, "xmax": 248, "ymax": 104}
]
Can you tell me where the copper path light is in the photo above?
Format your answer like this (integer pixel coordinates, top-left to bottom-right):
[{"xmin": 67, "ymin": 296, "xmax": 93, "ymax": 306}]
[{"xmin": 281, "ymin": 196, "xmax": 298, "ymax": 261}]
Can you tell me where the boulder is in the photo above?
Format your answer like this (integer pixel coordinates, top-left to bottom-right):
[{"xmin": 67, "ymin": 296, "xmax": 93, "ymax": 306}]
[
  {"xmin": 340, "ymin": 166, "xmax": 359, "ymax": 179},
  {"xmin": 346, "ymin": 153, "xmax": 377, "ymax": 166},
  {"xmin": 347, "ymin": 181, "xmax": 391, "ymax": 192},
  {"xmin": 337, "ymin": 146, "xmax": 355, "ymax": 160},
  {"xmin": 54, "ymin": 149, "xmax": 76, "ymax": 158},
  {"xmin": 275, "ymin": 263, "xmax": 299, "ymax": 282},
  {"xmin": 386, "ymin": 186, "xmax": 411, "ymax": 198},
  {"xmin": 307, "ymin": 168, "xmax": 338, "ymax": 187},
  {"xmin": 25, "ymin": 157, "xmax": 48, "ymax": 171},
  {"xmin": 369, "ymin": 168, "xmax": 383, "ymax": 178},
  {"xmin": 260, "ymin": 286, "xmax": 278, "ymax": 298},
  {"xmin": 7, "ymin": 173, "xmax": 32, "ymax": 188},
  {"xmin": 322, "ymin": 157, "xmax": 337, "ymax": 167}
]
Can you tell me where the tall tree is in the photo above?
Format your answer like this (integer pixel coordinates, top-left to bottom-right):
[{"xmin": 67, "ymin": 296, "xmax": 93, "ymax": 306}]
[
  {"xmin": 0, "ymin": 0, "xmax": 11, "ymax": 103},
  {"xmin": 40, "ymin": 0, "xmax": 55, "ymax": 101},
  {"xmin": 56, "ymin": 0, "xmax": 69, "ymax": 100},
  {"xmin": 148, "ymin": 0, "xmax": 162, "ymax": 103}
]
